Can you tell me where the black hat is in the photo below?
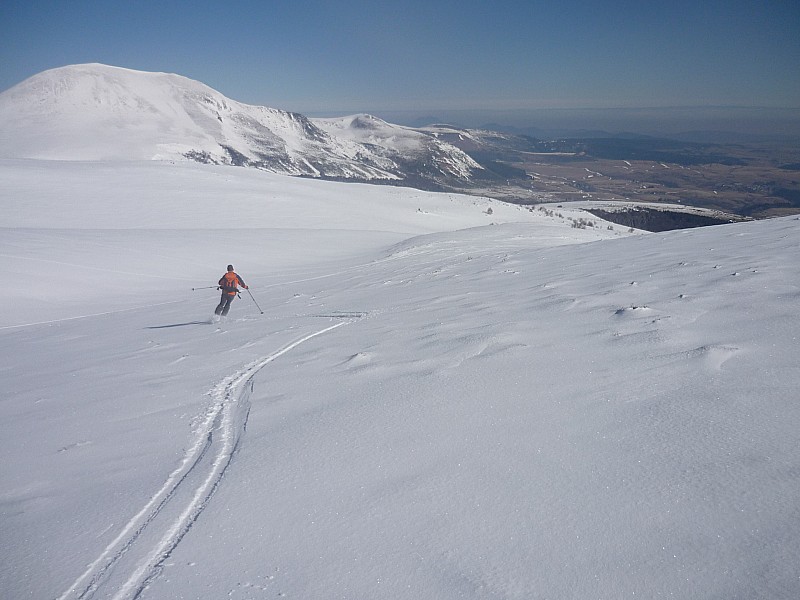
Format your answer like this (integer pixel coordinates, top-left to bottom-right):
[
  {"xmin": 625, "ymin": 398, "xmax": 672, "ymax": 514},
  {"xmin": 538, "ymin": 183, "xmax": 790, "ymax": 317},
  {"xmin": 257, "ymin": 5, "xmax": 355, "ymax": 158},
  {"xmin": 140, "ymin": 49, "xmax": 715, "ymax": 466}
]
[{"xmin": 227, "ymin": 264, "xmax": 234, "ymax": 271}]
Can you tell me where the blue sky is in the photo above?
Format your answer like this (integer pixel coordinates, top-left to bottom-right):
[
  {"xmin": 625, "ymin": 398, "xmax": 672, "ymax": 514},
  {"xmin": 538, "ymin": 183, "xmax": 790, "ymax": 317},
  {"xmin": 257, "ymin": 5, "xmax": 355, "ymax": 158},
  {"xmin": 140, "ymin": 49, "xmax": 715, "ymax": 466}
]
[{"xmin": 2, "ymin": 0, "xmax": 799, "ymax": 133}]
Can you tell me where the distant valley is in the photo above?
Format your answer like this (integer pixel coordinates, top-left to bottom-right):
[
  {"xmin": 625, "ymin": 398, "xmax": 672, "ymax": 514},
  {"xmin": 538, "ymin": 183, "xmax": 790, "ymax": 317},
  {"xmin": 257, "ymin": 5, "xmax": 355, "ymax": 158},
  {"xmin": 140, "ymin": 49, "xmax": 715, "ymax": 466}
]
[{"xmin": 423, "ymin": 126, "xmax": 800, "ymax": 221}]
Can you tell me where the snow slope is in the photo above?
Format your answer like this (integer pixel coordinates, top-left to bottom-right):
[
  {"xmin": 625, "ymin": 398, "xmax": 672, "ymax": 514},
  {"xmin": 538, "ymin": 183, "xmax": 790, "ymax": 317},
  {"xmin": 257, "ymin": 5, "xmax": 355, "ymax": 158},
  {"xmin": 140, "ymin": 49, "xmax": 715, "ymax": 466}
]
[{"xmin": 1, "ymin": 159, "xmax": 799, "ymax": 599}]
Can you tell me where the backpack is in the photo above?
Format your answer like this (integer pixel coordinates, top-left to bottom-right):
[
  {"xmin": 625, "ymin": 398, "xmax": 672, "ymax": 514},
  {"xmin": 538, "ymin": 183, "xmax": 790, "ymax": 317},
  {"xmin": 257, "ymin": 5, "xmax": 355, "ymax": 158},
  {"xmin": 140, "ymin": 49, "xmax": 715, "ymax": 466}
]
[{"xmin": 219, "ymin": 272, "xmax": 239, "ymax": 294}]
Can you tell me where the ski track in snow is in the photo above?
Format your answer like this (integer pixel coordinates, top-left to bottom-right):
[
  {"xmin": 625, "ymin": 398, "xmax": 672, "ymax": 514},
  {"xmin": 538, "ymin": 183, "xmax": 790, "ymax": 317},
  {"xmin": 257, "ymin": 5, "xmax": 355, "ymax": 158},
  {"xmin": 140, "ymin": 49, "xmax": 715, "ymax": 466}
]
[{"xmin": 57, "ymin": 320, "xmax": 352, "ymax": 600}]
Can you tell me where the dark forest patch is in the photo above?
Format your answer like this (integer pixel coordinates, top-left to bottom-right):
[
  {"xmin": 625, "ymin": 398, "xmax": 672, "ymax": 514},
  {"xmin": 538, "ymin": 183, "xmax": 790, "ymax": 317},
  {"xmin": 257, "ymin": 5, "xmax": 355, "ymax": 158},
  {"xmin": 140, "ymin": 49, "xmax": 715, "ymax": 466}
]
[{"xmin": 587, "ymin": 207, "xmax": 746, "ymax": 232}]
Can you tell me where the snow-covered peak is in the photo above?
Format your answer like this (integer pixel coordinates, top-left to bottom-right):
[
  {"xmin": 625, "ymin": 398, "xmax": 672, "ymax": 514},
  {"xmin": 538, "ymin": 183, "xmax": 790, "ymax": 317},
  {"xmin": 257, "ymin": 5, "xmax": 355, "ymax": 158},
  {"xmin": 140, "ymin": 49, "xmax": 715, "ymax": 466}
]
[
  {"xmin": 0, "ymin": 64, "xmax": 231, "ymax": 160},
  {"xmin": 5, "ymin": 63, "xmax": 214, "ymax": 106},
  {"xmin": 315, "ymin": 113, "xmax": 432, "ymax": 144},
  {"xmin": 316, "ymin": 113, "xmax": 392, "ymax": 130}
]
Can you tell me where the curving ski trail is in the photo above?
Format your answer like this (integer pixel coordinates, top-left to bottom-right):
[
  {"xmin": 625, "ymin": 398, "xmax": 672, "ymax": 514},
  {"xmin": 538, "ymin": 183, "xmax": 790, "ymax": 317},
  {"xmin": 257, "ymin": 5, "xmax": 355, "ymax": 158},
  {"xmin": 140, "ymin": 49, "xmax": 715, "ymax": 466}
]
[{"xmin": 57, "ymin": 320, "xmax": 350, "ymax": 600}]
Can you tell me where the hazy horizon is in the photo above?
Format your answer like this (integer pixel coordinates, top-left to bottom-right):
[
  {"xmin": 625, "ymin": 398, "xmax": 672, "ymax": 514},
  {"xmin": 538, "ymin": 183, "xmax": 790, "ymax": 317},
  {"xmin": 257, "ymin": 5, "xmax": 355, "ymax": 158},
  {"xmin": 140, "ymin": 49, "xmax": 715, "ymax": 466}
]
[{"xmin": 318, "ymin": 106, "xmax": 800, "ymax": 140}]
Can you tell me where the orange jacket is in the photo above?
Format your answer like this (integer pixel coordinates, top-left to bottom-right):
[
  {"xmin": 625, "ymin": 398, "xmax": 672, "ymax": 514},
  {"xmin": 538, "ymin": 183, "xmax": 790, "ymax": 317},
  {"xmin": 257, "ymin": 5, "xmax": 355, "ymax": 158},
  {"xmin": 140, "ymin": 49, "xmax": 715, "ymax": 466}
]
[{"xmin": 218, "ymin": 272, "xmax": 247, "ymax": 296}]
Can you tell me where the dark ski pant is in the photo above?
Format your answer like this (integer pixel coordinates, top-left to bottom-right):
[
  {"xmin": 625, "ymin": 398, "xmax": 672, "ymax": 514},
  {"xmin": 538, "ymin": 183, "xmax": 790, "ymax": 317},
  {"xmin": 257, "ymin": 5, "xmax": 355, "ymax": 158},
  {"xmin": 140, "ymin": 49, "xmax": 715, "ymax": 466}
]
[{"xmin": 215, "ymin": 293, "xmax": 236, "ymax": 316}]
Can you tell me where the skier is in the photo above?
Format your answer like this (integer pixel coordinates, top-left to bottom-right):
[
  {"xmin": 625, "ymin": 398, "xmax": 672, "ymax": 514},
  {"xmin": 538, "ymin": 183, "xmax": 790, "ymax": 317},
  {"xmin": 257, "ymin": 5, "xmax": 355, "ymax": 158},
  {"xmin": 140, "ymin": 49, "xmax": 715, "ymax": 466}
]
[{"xmin": 214, "ymin": 265, "xmax": 248, "ymax": 317}]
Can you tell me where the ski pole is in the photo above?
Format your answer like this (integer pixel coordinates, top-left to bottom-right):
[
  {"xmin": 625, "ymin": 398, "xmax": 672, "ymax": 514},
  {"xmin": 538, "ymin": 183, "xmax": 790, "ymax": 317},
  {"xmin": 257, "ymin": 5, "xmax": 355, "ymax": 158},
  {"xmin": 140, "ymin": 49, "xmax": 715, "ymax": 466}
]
[
  {"xmin": 247, "ymin": 289, "xmax": 264, "ymax": 314},
  {"xmin": 192, "ymin": 285, "xmax": 219, "ymax": 291}
]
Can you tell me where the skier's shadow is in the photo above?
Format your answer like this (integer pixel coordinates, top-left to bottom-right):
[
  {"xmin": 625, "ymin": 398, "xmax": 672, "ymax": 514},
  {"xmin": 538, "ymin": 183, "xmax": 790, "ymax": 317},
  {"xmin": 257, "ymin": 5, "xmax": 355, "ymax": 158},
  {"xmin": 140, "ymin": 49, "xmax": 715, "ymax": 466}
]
[{"xmin": 146, "ymin": 320, "xmax": 210, "ymax": 329}]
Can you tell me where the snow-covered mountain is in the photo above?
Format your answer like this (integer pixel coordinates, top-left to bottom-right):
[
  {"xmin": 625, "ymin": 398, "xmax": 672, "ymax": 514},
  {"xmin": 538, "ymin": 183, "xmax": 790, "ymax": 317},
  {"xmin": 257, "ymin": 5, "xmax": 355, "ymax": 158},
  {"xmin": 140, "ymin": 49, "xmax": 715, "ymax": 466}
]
[{"xmin": 0, "ymin": 63, "xmax": 481, "ymax": 185}]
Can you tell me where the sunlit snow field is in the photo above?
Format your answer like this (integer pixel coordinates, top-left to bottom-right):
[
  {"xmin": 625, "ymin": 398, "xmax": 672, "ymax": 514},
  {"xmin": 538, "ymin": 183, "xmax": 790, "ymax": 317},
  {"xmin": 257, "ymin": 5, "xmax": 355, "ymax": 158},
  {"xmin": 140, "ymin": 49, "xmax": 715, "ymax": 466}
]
[{"xmin": 1, "ymin": 159, "xmax": 799, "ymax": 599}]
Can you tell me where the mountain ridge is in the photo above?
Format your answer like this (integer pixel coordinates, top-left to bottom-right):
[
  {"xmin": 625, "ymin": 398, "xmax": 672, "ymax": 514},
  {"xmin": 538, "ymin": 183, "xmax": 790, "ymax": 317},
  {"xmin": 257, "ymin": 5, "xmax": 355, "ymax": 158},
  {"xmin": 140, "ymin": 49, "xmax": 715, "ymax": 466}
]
[{"xmin": 0, "ymin": 63, "xmax": 482, "ymax": 187}]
